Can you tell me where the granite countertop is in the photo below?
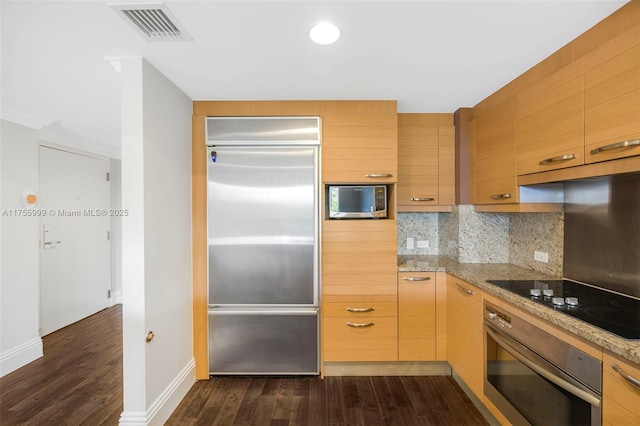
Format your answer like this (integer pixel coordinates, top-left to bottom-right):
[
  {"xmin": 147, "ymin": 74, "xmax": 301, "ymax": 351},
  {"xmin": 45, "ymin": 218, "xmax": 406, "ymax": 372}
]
[{"xmin": 398, "ymin": 255, "xmax": 640, "ymax": 365}]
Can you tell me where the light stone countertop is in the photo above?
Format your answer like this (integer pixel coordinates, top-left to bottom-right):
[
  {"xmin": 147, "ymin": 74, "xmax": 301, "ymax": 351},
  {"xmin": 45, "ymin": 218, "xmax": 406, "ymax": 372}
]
[{"xmin": 398, "ymin": 255, "xmax": 640, "ymax": 365}]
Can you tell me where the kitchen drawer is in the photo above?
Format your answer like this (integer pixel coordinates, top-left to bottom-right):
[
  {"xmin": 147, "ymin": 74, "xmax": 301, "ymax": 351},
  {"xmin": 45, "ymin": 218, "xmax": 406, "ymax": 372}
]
[
  {"xmin": 323, "ymin": 300, "xmax": 397, "ymax": 318},
  {"xmin": 603, "ymin": 351, "xmax": 640, "ymax": 424},
  {"xmin": 323, "ymin": 316, "xmax": 398, "ymax": 361}
]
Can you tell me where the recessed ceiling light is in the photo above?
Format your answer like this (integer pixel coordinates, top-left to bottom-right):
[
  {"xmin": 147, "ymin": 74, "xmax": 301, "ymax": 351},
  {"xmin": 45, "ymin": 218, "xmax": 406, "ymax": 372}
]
[{"xmin": 309, "ymin": 22, "xmax": 340, "ymax": 45}]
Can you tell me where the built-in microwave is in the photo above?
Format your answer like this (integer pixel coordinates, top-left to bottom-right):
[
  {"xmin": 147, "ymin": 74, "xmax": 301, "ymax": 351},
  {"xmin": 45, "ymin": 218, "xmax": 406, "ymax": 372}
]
[{"xmin": 327, "ymin": 185, "xmax": 388, "ymax": 219}]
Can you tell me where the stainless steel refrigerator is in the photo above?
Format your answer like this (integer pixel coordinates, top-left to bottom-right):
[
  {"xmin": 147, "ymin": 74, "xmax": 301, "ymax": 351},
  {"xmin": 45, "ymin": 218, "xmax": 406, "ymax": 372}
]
[{"xmin": 206, "ymin": 117, "xmax": 320, "ymax": 375}]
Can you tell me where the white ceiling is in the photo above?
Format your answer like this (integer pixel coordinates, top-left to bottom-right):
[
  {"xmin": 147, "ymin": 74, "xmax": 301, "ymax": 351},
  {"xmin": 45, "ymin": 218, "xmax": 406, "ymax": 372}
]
[{"xmin": 0, "ymin": 0, "xmax": 629, "ymax": 158}]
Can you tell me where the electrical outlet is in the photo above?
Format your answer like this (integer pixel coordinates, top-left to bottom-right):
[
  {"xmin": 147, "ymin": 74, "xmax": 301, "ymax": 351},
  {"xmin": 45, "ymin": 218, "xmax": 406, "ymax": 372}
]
[
  {"xmin": 534, "ymin": 251, "xmax": 549, "ymax": 263},
  {"xmin": 417, "ymin": 240, "xmax": 429, "ymax": 248},
  {"xmin": 406, "ymin": 237, "xmax": 415, "ymax": 250}
]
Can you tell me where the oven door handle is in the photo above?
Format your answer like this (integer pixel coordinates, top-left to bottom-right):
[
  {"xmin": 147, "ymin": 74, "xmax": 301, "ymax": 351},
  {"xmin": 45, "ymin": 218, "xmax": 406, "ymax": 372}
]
[{"xmin": 485, "ymin": 325, "xmax": 601, "ymax": 408}]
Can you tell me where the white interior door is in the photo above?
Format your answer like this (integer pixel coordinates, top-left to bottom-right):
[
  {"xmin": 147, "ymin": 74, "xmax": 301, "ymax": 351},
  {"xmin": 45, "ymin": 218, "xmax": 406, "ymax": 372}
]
[{"xmin": 39, "ymin": 146, "xmax": 111, "ymax": 335}]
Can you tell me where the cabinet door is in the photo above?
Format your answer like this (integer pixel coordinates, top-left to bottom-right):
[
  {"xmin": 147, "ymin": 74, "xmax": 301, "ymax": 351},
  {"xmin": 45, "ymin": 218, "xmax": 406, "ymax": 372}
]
[
  {"xmin": 446, "ymin": 275, "xmax": 484, "ymax": 398},
  {"xmin": 322, "ymin": 105, "xmax": 397, "ymax": 183},
  {"xmin": 322, "ymin": 219, "xmax": 397, "ymax": 297},
  {"xmin": 603, "ymin": 351, "xmax": 640, "ymax": 426},
  {"xmin": 398, "ymin": 272, "xmax": 436, "ymax": 361},
  {"xmin": 397, "ymin": 114, "xmax": 454, "ymax": 210},
  {"xmin": 323, "ymin": 294, "xmax": 397, "ymax": 362},
  {"xmin": 516, "ymin": 59, "xmax": 585, "ymax": 175},
  {"xmin": 585, "ymin": 26, "xmax": 640, "ymax": 164},
  {"xmin": 471, "ymin": 92, "xmax": 518, "ymax": 204}
]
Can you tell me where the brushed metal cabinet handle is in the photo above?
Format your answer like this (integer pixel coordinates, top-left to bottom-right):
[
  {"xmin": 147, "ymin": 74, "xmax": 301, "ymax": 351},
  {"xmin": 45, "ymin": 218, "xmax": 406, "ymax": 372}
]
[
  {"xmin": 346, "ymin": 307, "xmax": 375, "ymax": 313},
  {"xmin": 490, "ymin": 193, "xmax": 512, "ymax": 200},
  {"xmin": 346, "ymin": 322, "xmax": 375, "ymax": 328},
  {"xmin": 402, "ymin": 277, "xmax": 431, "ymax": 282},
  {"xmin": 612, "ymin": 363, "xmax": 640, "ymax": 389},
  {"xmin": 455, "ymin": 282, "xmax": 475, "ymax": 295},
  {"xmin": 590, "ymin": 139, "xmax": 640, "ymax": 155},
  {"xmin": 539, "ymin": 153, "xmax": 577, "ymax": 165},
  {"xmin": 365, "ymin": 173, "xmax": 393, "ymax": 178},
  {"xmin": 410, "ymin": 197, "xmax": 435, "ymax": 202}
]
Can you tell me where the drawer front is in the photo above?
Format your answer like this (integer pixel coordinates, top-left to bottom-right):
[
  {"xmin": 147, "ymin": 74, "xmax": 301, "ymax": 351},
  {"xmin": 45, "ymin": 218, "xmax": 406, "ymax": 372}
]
[
  {"xmin": 323, "ymin": 301, "xmax": 397, "ymax": 318},
  {"xmin": 323, "ymin": 316, "xmax": 398, "ymax": 361},
  {"xmin": 603, "ymin": 352, "xmax": 640, "ymax": 420}
]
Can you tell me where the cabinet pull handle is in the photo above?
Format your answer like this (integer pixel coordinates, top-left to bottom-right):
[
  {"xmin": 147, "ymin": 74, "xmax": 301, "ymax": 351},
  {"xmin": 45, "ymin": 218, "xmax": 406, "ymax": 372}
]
[
  {"xmin": 590, "ymin": 139, "xmax": 640, "ymax": 155},
  {"xmin": 539, "ymin": 153, "xmax": 577, "ymax": 165},
  {"xmin": 402, "ymin": 277, "xmax": 431, "ymax": 281},
  {"xmin": 410, "ymin": 197, "xmax": 435, "ymax": 202},
  {"xmin": 612, "ymin": 363, "xmax": 640, "ymax": 389},
  {"xmin": 365, "ymin": 173, "xmax": 393, "ymax": 178},
  {"xmin": 490, "ymin": 193, "xmax": 512, "ymax": 200},
  {"xmin": 347, "ymin": 322, "xmax": 375, "ymax": 328},
  {"xmin": 455, "ymin": 282, "xmax": 475, "ymax": 295},
  {"xmin": 346, "ymin": 307, "xmax": 375, "ymax": 313}
]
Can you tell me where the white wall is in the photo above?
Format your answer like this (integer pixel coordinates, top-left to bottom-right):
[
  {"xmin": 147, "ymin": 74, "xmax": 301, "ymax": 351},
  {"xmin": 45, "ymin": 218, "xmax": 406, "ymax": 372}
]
[
  {"xmin": 0, "ymin": 120, "xmax": 43, "ymax": 376},
  {"xmin": 110, "ymin": 159, "xmax": 123, "ymax": 304},
  {"xmin": 120, "ymin": 57, "xmax": 194, "ymax": 426}
]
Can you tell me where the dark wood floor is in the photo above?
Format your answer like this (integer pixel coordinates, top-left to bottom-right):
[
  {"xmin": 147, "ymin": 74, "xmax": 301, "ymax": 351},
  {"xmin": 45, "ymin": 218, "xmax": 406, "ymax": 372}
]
[
  {"xmin": 166, "ymin": 375, "xmax": 488, "ymax": 426},
  {"xmin": 0, "ymin": 305, "xmax": 123, "ymax": 425},
  {"xmin": 1, "ymin": 305, "xmax": 488, "ymax": 425}
]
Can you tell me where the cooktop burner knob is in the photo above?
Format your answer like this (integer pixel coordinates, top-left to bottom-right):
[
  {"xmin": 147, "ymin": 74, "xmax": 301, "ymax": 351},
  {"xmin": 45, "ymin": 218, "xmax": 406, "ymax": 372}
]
[
  {"xmin": 530, "ymin": 289, "xmax": 542, "ymax": 297},
  {"xmin": 552, "ymin": 297, "xmax": 565, "ymax": 306},
  {"xmin": 543, "ymin": 289, "xmax": 554, "ymax": 297},
  {"xmin": 566, "ymin": 297, "xmax": 579, "ymax": 306}
]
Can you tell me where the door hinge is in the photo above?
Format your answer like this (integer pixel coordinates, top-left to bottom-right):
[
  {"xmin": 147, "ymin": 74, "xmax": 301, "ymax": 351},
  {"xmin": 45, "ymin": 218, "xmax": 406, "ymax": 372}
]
[
  {"xmin": 107, "ymin": 231, "xmax": 111, "ymax": 241},
  {"xmin": 106, "ymin": 172, "xmax": 110, "ymax": 181},
  {"xmin": 108, "ymin": 289, "xmax": 111, "ymax": 299}
]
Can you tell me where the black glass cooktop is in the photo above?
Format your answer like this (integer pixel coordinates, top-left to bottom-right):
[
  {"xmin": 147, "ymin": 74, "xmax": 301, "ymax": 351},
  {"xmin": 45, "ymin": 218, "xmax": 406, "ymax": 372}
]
[{"xmin": 487, "ymin": 279, "xmax": 640, "ymax": 340}]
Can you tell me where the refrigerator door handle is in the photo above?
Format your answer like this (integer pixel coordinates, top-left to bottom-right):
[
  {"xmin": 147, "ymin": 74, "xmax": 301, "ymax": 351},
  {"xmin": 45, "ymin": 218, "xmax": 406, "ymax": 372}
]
[{"xmin": 208, "ymin": 308, "xmax": 318, "ymax": 316}]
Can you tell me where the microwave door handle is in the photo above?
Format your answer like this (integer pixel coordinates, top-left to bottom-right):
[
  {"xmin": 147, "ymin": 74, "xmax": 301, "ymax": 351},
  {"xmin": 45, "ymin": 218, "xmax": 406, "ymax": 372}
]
[{"xmin": 485, "ymin": 325, "xmax": 600, "ymax": 408}]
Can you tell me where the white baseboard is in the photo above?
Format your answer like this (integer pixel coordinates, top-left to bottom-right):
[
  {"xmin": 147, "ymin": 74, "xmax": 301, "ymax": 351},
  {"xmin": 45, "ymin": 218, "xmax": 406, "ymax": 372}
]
[
  {"xmin": 110, "ymin": 289, "xmax": 123, "ymax": 306},
  {"xmin": 0, "ymin": 337, "xmax": 43, "ymax": 377},
  {"xmin": 119, "ymin": 358, "xmax": 196, "ymax": 426}
]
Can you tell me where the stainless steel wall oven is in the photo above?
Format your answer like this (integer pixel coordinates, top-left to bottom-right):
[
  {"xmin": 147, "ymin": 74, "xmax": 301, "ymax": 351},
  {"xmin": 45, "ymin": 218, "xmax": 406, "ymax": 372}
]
[{"xmin": 484, "ymin": 301, "xmax": 602, "ymax": 426}]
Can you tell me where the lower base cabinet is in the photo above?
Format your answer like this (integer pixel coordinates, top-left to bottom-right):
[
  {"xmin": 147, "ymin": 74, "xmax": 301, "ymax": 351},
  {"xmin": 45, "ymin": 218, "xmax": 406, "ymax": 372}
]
[
  {"xmin": 398, "ymin": 271, "xmax": 436, "ymax": 361},
  {"xmin": 322, "ymin": 295, "xmax": 398, "ymax": 362},
  {"xmin": 603, "ymin": 351, "xmax": 640, "ymax": 426},
  {"xmin": 446, "ymin": 274, "xmax": 484, "ymax": 398}
]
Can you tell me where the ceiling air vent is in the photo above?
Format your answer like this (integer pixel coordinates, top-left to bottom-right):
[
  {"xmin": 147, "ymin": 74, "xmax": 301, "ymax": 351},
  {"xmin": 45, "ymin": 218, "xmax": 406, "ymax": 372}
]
[{"xmin": 111, "ymin": 3, "xmax": 192, "ymax": 41}]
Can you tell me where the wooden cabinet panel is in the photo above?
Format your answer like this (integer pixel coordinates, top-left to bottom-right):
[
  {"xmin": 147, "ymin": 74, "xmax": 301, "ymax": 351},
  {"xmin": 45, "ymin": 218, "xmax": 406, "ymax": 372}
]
[
  {"xmin": 516, "ymin": 59, "xmax": 585, "ymax": 175},
  {"xmin": 397, "ymin": 113, "xmax": 454, "ymax": 211},
  {"xmin": 322, "ymin": 111, "xmax": 397, "ymax": 183},
  {"xmin": 603, "ymin": 351, "xmax": 640, "ymax": 425},
  {"xmin": 323, "ymin": 316, "xmax": 398, "ymax": 362},
  {"xmin": 471, "ymin": 91, "xmax": 518, "ymax": 204},
  {"xmin": 585, "ymin": 26, "xmax": 640, "ymax": 164},
  {"xmin": 446, "ymin": 275, "xmax": 484, "ymax": 398},
  {"xmin": 322, "ymin": 219, "xmax": 397, "ymax": 297},
  {"xmin": 398, "ymin": 272, "xmax": 436, "ymax": 361}
]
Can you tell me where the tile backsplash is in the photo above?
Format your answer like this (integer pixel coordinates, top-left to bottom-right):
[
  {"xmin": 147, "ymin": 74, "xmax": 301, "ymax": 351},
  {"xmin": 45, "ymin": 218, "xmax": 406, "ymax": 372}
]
[{"xmin": 398, "ymin": 206, "xmax": 563, "ymax": 276}]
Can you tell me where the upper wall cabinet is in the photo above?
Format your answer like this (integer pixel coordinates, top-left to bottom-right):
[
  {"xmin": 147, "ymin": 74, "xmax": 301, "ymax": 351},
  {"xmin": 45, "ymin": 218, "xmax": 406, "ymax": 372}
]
[
  {"xmin": 516, "ymin": 58, "xmax": 585, "ymax": 176},
  {"xmin": 322, "ymin": 101, "xmax": 398, "ymax": 183},
  {"xmin": 397, "ymin": 114, "xmax": 454, "ymax": 211},
  {"xmin": 585, "ymin": 26, "xmax": 640, "ymax": 164},
  {"xmin": 470, "ymin": 92, "xmax": 518, "ymax": 204}
]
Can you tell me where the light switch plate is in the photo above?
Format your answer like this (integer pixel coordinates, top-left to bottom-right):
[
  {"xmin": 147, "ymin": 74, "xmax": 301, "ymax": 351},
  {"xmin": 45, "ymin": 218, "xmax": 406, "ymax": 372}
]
[
  {"xmin": 534, "ymin": 251, "xmax": 549, "ymax": 263},
  {"xmin": 406, "ymin": 237, "xmax": 415, "ymax": 250},
  {"xmin": 417, "ymin": 240, "xmax": 429, "ymax": 248}
]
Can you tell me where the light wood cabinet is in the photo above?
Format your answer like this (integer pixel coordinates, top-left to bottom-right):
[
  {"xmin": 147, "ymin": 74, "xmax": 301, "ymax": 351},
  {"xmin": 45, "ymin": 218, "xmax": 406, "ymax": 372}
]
[
  {"xmin": 585, "ymin": 25, "xmax": 640, "ymax": 164},
  {"xmin": 446, "ymin": 274, "xmax": 484, "ymax": 398},
  {"xmin": 398, "ymin": 271, "xmax": 436, "ymax": 361},
  {"xmin": 470, "ymin": 90, "xmax": 518, "ymax": 204},
  {"xmin": 323, "ymin": 295, "xmax": 398, "ymax": 362},
  {"xmin": 397, "ymin": 114, "xmax": 455, "ymax": 211},
  {"xmin": 603, "ymin": 351, "xmax": 640, "ymax": 426},
  {"xmin": 516, "ymin": 58, "xmax": 585, "ymax": 175},
  {"xmin": 322, "ymin": 102, "xmax": 398, "ymax": 183},
  {"xmin": 322, "ymin": 219, "xmax": 398, "ymax": 362}
]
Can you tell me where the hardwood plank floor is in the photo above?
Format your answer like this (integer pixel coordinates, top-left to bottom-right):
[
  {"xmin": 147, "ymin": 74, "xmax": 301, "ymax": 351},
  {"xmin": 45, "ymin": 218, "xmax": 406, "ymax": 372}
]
[
  {"xmin": 0, "ymin": 305, "xmax": 123, "ymax": 425},
  {"xmin": 167, "ymin": 375, "xmax": 489, "ymax": 426},
  {"xmin": 1, "ymin": 306, "xmax": 488, "ymax": 425}
]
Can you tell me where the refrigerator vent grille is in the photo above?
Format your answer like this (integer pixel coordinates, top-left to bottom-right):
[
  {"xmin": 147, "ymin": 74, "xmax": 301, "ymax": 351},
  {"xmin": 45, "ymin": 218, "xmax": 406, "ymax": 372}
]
[{"xmin": 111, "ymin": 4, "xmax": 192, "ymax": 41}]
